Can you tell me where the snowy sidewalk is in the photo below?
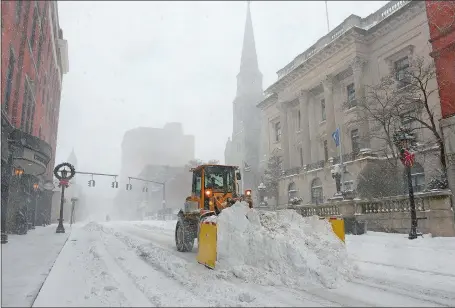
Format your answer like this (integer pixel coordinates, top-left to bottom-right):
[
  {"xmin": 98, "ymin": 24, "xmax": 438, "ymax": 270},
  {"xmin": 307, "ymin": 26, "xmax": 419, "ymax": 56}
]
[{"xmin": 1, "ymin": 224, "xmax": 71, "ymax": 307}]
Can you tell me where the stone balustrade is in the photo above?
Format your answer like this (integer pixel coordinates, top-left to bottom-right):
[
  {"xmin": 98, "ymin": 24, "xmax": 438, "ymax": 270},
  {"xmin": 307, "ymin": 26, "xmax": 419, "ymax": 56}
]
[{"xmin": 290, "ymin": 190, "xmax": 455, "ymax": 237}]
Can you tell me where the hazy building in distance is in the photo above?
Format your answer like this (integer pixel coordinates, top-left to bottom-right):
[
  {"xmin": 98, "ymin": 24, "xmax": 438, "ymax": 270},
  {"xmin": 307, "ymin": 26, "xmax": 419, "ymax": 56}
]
[
  {"xmin": 114, "ymin": 123, "xmax": 195, "ymax": 220},
  {"xmin": 224, "ymin": 2, "xmax": 264, "ymax": 193},
  {"xmin": 131, "ymin": 165, "xmax": 191, "ymax": 220}
]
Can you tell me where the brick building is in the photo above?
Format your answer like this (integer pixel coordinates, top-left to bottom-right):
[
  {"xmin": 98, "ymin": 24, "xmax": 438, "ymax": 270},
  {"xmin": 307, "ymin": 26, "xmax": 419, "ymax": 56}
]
[
  {"xmin": 425, "ymin": 1, "xmax": 455, "ymax": 202},
  {"xmin": 1, "ymin": 1, "xmax": 68, "ymax": 241}
]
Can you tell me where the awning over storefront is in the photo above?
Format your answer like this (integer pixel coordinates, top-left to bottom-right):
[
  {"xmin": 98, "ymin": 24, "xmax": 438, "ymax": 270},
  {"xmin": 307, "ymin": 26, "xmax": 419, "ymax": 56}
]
[{"xmin": 8, "ymin": 129, "xmax": 52, "ymax": 176}]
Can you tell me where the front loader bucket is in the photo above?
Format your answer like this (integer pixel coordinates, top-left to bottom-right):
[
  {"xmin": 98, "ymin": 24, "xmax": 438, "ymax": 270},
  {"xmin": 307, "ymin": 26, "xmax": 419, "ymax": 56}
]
[{"xmin": 197, "ymin": 220, "xmax": 217, "ymax": 269}]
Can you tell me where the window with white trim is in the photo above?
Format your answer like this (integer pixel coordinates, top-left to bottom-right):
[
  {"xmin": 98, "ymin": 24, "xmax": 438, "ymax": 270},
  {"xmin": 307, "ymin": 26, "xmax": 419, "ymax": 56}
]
[
  {"xmin": 394, "ymin": 56, "xmax": 410, "ymax": 88},
  {"xmin": 311, "ymin": 178, "xmax": 323, "ymax": 205},
  {"xmin": 347, "ymin": 83, "xmax": 356, "ymax": 108},
  {"xmin": 274, "ymin": 122, "xmax": 281, "ymax": 142}
]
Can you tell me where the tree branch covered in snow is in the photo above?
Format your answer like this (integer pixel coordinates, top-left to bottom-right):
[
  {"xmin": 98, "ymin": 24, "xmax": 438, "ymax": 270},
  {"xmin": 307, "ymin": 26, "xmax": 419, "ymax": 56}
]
[
  {"xmin": 263, "ymin": 155, "xmax": 283, "ymax": 208},
  {"xmin": 347, "ymin": 56, "xmax": 447, "ymax": 173}
]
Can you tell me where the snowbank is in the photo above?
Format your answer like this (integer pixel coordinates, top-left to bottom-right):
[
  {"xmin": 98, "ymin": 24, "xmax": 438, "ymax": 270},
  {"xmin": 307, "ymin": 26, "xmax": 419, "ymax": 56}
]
[{"xmin": 214, "ymin": 202, "xmax": 356, "ymax": 289}]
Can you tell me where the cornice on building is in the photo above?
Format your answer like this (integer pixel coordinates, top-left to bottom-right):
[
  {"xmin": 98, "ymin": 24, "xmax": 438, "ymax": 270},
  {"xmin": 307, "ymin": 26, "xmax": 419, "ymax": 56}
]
[{"xmin": 263, "ymin": 0, "xmax": 425, "ymax": 97}]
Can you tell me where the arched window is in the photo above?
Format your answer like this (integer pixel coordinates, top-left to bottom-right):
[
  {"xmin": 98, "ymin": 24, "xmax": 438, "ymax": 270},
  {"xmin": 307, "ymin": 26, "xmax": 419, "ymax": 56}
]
[
  {"xmin": 343, "ymin": 172, "xmax": 354, "ymax": 191},
  {"xmin": 288, "ymin": 182, "xmax": 297, "ymax": 199},
  {"xmin": 410, "ymin": 163, "xmax": 425, "ymax": 193},
  {"xmin": 311, "ymin": 178, "xmax": 323, "ymax": 205}
]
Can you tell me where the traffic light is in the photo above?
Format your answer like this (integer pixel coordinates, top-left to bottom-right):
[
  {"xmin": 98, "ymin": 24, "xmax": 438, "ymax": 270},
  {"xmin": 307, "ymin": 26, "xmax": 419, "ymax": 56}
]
[
  {"xmin": 88, "ymin": 180, "xmax": 95, "ymax": 187},
  {"xmin": 142, "ymin": 187, "xmax": 148, "ymax": 193},
  {"xmin": 126, "ymin": 183, "xmax": 132, "ymax": 191},
  {"xmin": 111, "ymin": 181, "xmax": 118, "ymax": 188}
]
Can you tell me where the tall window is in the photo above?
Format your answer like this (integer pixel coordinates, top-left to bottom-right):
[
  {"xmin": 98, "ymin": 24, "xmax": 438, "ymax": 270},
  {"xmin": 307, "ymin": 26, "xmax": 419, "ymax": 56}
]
[
  {"xmin": 4, "ymin": 47, "xmax": 16, "ymax": 112},
  {"xmin": 323, "ymin": 140, "xmax": 328, "ymax": 162},
  {"xmin": 30, "ymin": 6, "xmax": 39, "ymax": 52},
  {"xmin": 274, "ymin": 122, "xmax": 281, "ymax": 142},
  {"xmin": 343, "ymin": 173, "xmax": 354, "ymax": 191},
  {"xmin": 299, "ymin": 147, "xmax": 304, "ymax": 167},
  {"xmin": 288, "ymin": 182, "xmax": 297, "ymax": 199},
  {"xmin": 351, "ymin": 129, "xmax": 360, "ymax": 154},
  {"xmin": 297, "ymin": 110, "xmax": 301, "ymax": 130},
  {"xmin": 37, "ymin": 30, "xmax": 44, "ymax": 69},
  {"xmin": 192, "ymin": 170, "xmax": 202, "ymax": 197},
  {"xmin": 15, "ymin": 1, "xmax": 23, "ymax": 24},
  {"xmin": 395, "ymin": 56, "xmax": 410, "ymax": 88},
  {"xmin": 21, "ymin": 78, "xmax": 35, "ymax": 134},
  {"xmin": 347, "ymin": 83, "xmax": 356, "ymax": 108},
  {"xmin": 21, "ymin": 80, "xmax": 29, "ymax": 130},
  {"xmin": 321, "ymin": 99, "xmax": 326, "ymax": 121},
  {"xmin": 311, "ymin": 178, "xmax": 323, "ymax": 205},
  {"xmin": 400, "ymin": 110, "xmax": 417, "ymax": 130},
  {"xmin": 410, "ymin": 163, "xmax": 425, "ymax": 193},
  {"xmin": 29, "ymin": 104, "xmax": 35, "ymax": 134}
]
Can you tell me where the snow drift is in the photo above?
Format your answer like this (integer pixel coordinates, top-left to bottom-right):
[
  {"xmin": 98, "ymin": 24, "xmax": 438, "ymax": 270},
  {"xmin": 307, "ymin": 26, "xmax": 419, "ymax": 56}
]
[{"xmin": 213, "ymin": 202, "xmax": 356, "ymax": 289}]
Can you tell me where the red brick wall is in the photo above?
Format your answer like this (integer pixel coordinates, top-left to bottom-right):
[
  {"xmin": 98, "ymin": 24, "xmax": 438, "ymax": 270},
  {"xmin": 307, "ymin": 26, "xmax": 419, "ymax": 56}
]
[
  {"xmin": 425, "ymin": 1, "xmax": 455, "ymax": 118},
  {"xmin": 1, "ymin": 1, "xmax": 63, "ymax": 178}
]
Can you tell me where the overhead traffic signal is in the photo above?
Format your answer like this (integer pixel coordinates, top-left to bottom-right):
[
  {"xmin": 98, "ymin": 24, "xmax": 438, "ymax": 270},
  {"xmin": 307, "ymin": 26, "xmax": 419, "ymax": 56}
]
[
  {"xmin": 111, "ymin": 181, "xmax": 119, "ymax": 188},
  {"xmin": 88, "ymin": 179, "xmax": 96, "ymax": 187}
]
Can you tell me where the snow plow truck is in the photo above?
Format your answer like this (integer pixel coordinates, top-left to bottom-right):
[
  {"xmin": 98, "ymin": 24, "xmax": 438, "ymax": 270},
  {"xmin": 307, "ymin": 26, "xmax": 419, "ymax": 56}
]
[{"xmin": 175, "ymin": 164, "xmax": 253, "ymax": 269}]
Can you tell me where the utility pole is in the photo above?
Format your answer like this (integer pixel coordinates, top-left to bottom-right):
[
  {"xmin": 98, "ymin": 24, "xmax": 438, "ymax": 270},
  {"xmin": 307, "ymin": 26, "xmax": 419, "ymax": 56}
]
[{"xmin": 325, "ymin": 1, "xmax": 330, "ymax": 33}]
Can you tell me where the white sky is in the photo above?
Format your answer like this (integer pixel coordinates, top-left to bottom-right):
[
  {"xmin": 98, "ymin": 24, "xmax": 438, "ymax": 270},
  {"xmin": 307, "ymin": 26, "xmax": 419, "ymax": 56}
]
[{"xmin": 55, "ymin": 0, "xmax": 388, "ymax": 176}]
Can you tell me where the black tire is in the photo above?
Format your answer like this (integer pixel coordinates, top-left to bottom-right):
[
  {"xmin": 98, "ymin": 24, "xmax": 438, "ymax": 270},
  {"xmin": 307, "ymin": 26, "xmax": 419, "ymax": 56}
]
[{"xmin": 175, "ymin": 219, "xmax": 195, "ymax": 252}]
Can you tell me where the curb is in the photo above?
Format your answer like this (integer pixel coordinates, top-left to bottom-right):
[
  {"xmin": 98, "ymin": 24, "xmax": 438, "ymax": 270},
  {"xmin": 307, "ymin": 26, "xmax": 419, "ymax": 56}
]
[{"xmin": 30, "ymin": 226, "xmax": 72, "ymax": 307}]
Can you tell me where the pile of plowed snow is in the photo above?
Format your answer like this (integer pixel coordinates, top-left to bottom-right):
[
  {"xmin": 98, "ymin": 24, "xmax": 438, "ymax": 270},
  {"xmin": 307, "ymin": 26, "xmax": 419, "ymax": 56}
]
[{"xmin": 213, "ymin": 202, "xmax": 356, "ymax": 289}]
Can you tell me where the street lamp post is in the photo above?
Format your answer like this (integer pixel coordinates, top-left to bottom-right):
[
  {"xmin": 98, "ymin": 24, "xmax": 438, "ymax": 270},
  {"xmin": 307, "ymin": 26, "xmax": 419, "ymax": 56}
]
[
  {"xmin": 257, "ymin": 182, "xmax": 267, "ymax": 208},
  {"xmin": 53, "ymin": 163, "xmax": 76, "ymax": 234},
  {"xmin": 393, "ymin": 127, "xmax": 418, "ymax": 240},
  {"xmin": 32, "ymin": 183, "xmax": 39, "ymax": 228}
]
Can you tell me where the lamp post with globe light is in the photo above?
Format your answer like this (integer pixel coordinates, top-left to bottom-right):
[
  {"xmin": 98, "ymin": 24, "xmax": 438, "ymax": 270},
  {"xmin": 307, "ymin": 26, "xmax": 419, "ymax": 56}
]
[
  {"xmin": 53, "ymin": 163, "xmax": 76, "ymax": 234},
  {"xmin": 31, "ymin": 183, "xmax": 39, "ymax": 229},
  {"xmin": 257, "ymin": 182, "xmax": 267, "ymax": 208},
  {"xmin": 393, "ymin": 127, "xmax": 419, "ymax": 240}
]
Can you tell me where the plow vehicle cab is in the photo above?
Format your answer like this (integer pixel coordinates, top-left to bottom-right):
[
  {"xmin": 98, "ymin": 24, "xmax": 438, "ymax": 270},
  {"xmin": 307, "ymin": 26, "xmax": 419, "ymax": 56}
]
[{"xmin": 175, "ymin": 164, "xmax": 253, "ymax": 268}]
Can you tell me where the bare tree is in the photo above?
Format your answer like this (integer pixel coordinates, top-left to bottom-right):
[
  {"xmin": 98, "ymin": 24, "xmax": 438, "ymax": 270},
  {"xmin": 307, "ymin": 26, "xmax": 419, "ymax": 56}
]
[
  {"xmin": 263, "ymin": 155, "xmax": 283, "ymax": 209},
  {"xmin": 348, "ymin": 56, "xmax": 446, "ymax": 170},
  {"xmin": 393, "ymin": 56, "xmax": 446, "ymax": 170},
  {"xmin": 348, "ymin": 75, "xmax": 401, "ymax": 167}
]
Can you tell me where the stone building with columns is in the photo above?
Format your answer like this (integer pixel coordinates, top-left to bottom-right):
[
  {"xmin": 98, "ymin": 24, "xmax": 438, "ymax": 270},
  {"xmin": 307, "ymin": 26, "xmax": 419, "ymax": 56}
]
[{"xmin": 258, "ymin": 1, "xmax": 444, "ymax": 207}]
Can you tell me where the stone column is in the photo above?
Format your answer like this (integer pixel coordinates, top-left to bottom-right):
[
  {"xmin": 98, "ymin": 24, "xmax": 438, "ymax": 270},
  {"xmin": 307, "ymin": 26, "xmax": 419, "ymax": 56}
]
[
  {"xmin": 287, "ymin": 108, "xmax": 295, "ymax": 168},
  {"xmin": 279, "ymin": 102, "xmax": 290, "ymax": 169},
  {"xmin": 440, "ymin": 116, "xmax": 455, "ymax": 205},
  {"xmin": 308, "ymin": 96, "xmax": 319, "ymax": 163},
  {"xmin": 427, "ymin": 190, "xmax": 455, "ymax": 237},
  {"xmin": 299, "ymin": 90, "xmax": 311, "ymax": 165},
  {"xmin": 352, "ymin": 56, "xmax": 370, "ymax": 149},
  {"xmin": 322, "ymin": 75, "xmax": 337, "ymax": 159}
]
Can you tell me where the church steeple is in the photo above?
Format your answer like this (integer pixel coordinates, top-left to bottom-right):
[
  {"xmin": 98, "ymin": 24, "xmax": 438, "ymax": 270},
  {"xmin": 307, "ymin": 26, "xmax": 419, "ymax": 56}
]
[
  {"xmin": 68, "ymin": 148, "xmax": 78, "ymax": 169},
  {"xmin": 236, "ymin": 1, "xmax": 262, "ymax": 98},
  {"xmin": 239, "ymin": 1, "xmax": 259, "ymax": 74}
]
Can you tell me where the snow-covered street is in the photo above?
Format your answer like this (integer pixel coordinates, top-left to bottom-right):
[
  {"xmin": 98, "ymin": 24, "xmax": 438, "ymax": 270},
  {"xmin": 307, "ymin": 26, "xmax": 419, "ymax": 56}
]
[{"xmin": 28, "ymin": 215, "xmax": 455, "ymax": 307}]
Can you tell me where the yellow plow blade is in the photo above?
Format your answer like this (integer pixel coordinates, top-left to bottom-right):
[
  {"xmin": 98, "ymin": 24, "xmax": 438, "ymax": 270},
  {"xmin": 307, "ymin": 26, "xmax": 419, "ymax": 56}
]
[{"xmin": 197, "ymin": 221, "xmax": 217, "ymax": 269}]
